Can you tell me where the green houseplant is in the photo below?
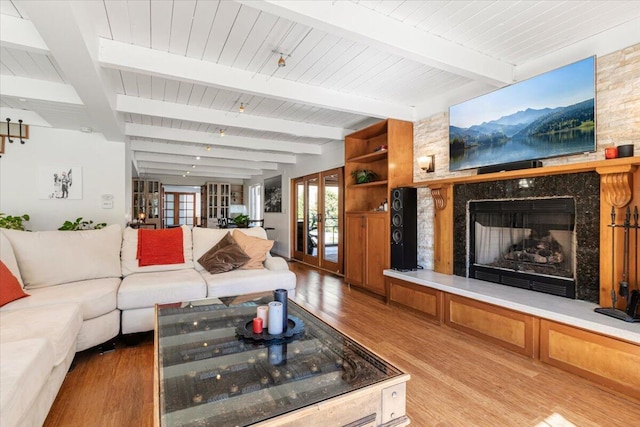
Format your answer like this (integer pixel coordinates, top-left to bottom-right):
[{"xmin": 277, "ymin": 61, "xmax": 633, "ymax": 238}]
[
  {"xmin": 58, "ymin": 217, "xmax": 107, "ymax": 231},
  {"xmin": 351, "ymin": 169, "xmax": 377, "ymax": 184},
  {"xmin": 233, "ymin": 214, "xmax": 249, "ymax": 228},
  {"xmin": 0, "ymin": 213, "xmax": 30, "ymax": 230}
]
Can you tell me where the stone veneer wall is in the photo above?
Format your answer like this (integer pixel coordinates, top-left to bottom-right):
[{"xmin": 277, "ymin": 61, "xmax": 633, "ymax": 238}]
[{"xmin": 414, "ymin": 44, "xmax": 640, "ymax": 270}]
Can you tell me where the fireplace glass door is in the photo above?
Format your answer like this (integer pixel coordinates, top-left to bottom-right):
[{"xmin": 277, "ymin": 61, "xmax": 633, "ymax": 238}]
[{"xmin": 469, "ymin": 197, "xmax": 576, "ymax": 298}]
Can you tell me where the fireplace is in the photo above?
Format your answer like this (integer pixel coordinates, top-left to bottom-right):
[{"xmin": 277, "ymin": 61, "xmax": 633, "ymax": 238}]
[
  {"xmin": 453, "ymin": 172, "xmax": 601, "ymax": 303},
  {"xmin": 469, "ymin": 197, "xmax": 576, "ymax": 298}
]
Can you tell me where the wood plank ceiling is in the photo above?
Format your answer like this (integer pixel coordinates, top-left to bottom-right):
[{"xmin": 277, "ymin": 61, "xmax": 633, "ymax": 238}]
[{"xmin": 1, "ymin": 0, "xmax": 639, "ymax": 180}]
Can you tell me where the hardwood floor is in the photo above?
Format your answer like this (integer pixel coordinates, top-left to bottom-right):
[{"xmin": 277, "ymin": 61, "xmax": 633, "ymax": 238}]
[{"xmin": 45, "ymin": 262, "xmax": 640, "ymax": 426}]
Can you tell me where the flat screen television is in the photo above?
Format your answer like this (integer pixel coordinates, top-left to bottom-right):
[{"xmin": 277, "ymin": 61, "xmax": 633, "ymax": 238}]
[{"xmin": 449, "ymin": 56, "xmax": 595, "ymax": 172}]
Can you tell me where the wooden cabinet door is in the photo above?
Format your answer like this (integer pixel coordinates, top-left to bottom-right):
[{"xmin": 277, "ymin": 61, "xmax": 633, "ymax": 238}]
[
  {"xmin": 345, "ymin": 213, "xmax": 365, "ymax": 286},
  {"xmin": 365, "ymin": 213, "xmax": 389, "ymax": 295}
]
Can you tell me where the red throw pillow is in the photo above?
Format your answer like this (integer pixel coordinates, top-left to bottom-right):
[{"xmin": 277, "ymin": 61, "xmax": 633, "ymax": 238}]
[
  {"xmin": 0, "ymin": 260, "xmax": 29, "ymax": 307},
  {"xmin": 136, "ymin": 227, "xmax": 185, "ymax": 267}
]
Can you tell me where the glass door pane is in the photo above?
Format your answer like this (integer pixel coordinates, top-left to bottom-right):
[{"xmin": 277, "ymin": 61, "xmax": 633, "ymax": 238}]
[
  {"xmin": 322, "ymin": 173, "xmax": 340, "ymax": 267},
  {"xmin": 305, "ymin": 177, "xmax": 319, "ymax": 261},
  {"xmin": 178, "ymin": 194, "xmax": 195, "ymax": 226},
  {"xmin": 164, "ymin": 194, "xmax": 175, "ymax": 227},
  {"xmin": 294, "ymin": 180, "xmax": 305, "ymax": 258}
]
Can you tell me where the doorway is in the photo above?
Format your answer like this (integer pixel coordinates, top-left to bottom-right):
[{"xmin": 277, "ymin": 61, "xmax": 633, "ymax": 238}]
[{"xmin": 292, "ymin": 168, "xmax": 343, "ymax": 274}]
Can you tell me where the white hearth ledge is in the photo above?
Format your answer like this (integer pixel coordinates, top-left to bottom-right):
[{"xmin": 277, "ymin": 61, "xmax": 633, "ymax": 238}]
[{"xmin": 384, "ymin": 269, "xmax": 640, "ymax": 344}]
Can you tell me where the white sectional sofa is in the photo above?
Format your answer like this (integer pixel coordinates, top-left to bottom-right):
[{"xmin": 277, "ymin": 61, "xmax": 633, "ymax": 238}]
[
  {"xmin": 0, "ymin": 225, "xmax": 120, "ymax": 427},
  {"xmin": 0, "ymin": 224, "xmax": 296, "ymax": 427}
]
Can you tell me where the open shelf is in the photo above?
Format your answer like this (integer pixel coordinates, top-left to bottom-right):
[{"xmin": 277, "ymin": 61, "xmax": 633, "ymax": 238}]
[
  {"xmin": 347, "ymin": 150, "xmax": 388, "ymax": 164},
  {"xmin": 348, "ymin": 180, "xmax": 388, "ymax": 189}
]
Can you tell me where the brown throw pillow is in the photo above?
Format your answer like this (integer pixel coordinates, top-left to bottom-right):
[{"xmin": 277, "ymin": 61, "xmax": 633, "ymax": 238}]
[
  {"xmin": 232, "ymin": 230, "xmax": 274, "ymax": 270},
  {"xmin": 197, "ymin": 233, "xmax": 250, "ymax": 274}
]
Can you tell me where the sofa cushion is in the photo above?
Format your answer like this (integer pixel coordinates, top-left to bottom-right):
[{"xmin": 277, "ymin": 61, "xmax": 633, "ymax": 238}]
[
  {"xmin": 192, "ymin": 227, "xmax": 229, "ymax": 272},
  {"xmin": 0, "ymin": 277, "xmax": 120, "ymax": 321},
  {"xmin": 0, "ymin": 338, "xmax": 54, "ymax": 427},
  {"xmin": 121, "ymin": 225, "xmax": 194, "ymax": 276},
  {"xmin": 0, "ymin": 260, "xmax": 29, "ymax": 307},
  {"xmin": 0, "ymin": 231, "xmax": 24, "ymax": 288},
  {"xmin": 202, "ymin": 268, "xmax": 296, "ymax": 298},
  {"xmin": 117, "ymin": 269, "xmax": 207, "ymax": 310},
  {"xmin": 137, "ymin": 227, "xmax": 185, "ymax": 267},
  {"xmin": 232, "ymin": 230, "xmax": 274, "ymax": 269},
  {"xmin": 0, "ymin": 303, "xmax": 82, "ymax": 365},
  {"xmin": 2, "ymin": 225, "xmax": 122, "ymax": 289},
  {"xmin": 198, "ymin": 232, "xmax": 250, "ymax": 273}
]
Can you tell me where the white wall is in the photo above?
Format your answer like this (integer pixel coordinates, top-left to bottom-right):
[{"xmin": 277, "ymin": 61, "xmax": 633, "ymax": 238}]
[
  {"xmin": 249, "ymin": 139, "xmax": 345, "ymax": 257},
  {"xmin": 0, "ymin": 126, "xmax": 126, "ymax": 231}
]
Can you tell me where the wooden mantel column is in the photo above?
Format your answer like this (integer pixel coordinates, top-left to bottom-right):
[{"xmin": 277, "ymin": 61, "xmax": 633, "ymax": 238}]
[
  {"xmin": 596, "ymin": 163, "xmax": 639, "ymax": 309},
  {"xmin": 430, "ymin": 183, "xmax": 453, "ymax": 274}
]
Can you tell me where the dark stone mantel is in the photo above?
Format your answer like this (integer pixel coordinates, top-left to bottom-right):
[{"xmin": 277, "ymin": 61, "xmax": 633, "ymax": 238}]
[{"xmin": 453, "ymin": 172, "xmax": 600, "ymax": 302}]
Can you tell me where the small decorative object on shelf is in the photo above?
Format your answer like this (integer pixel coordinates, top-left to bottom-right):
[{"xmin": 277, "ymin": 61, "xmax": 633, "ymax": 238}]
[
  {"xmin": 604, "ymin": 146, "xmax": 618, "ymax": 159},
  {"xmin": 374, "ymin": 145, "xmax": 387, "ymax": 152},
  {"xmin": 351, "ymin": 169, "xmax": 377, "ymax": 184},
  {"xmin": 617, "ymin": 144, "xmax": 634, "ymax": 158}
]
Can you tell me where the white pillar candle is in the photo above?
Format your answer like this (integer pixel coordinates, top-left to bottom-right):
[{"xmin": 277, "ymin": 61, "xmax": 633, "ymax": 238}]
[
  {"xmin": 267, "ymin": 301, "xmax": 283, "ymax": 335},
  {"xmin": 257, "ymin": 305, "xmax": 269, "ymax": 328}
]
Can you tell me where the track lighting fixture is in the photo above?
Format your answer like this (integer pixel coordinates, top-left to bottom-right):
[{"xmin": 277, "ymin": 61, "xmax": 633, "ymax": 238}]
[
  {"xmin": 272, "ymin": 50, "xmax": 290, "ymax": 68},
  {"xmin": 206, "ymin": 146, "xmax": 211, "ymax": 151},
  {"xmin": 219, "ymin": 129, "xmax": 225, "ymax": 137},
  {"xmin": 239, "ymin": 102, "xmax": 245, "ymax": 113}
]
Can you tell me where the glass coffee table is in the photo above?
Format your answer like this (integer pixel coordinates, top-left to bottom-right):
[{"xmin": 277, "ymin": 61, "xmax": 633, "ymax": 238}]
[{"xmin": 154, "ymin": 293, "xmax": 410, "ymax": 426}]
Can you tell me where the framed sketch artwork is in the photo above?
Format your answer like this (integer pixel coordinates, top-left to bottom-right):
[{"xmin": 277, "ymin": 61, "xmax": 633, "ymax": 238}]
[
  {"xmin": 38, "ymin": 166, "xmax": 82, "ymax": 200},
  {"xmin": 264, "ymin": 175, "xmax": 282, "ymax": 213}
]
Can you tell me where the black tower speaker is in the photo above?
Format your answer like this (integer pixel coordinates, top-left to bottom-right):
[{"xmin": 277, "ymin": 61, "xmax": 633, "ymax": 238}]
[{"xmin": 390, "ymin": 187, "xmax": 418, "ymax": 271}]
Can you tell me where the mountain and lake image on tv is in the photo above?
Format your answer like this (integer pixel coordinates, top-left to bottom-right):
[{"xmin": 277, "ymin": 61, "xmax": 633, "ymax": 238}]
[{"xmin": 449, "ymin": 57, "xmax": 595, "ymax": 171}]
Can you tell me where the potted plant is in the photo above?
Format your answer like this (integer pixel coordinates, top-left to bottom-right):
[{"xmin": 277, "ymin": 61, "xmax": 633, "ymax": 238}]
[
  {"xmin": 0, "ymin": 213, "xmax": 30, "ymax": 230},
  {"xmin": 58, "ymin": 217, "xmax": 107, "ymax": 231},
  {"xmin": 351, "ymin": 169, "xmax": 377, "ymax": 184},
  {"xmin": 233, "ymin": 214, "xmax": 249, "ymax": 228}
]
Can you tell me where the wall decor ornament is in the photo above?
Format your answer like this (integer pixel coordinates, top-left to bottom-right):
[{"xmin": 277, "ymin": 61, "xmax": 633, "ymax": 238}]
[
  {"xmin": 264, "ymin": 175, "xmax": 282, "ymax": 213},
  {"xmin": 38, "ymin": 166, "xmax": 82, "ymax": 200}
]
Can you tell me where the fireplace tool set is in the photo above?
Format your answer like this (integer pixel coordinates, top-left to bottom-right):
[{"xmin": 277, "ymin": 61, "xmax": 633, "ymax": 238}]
[{"xmin": 595, "ymin": 205, "xmax": 640, "ymax": 322}]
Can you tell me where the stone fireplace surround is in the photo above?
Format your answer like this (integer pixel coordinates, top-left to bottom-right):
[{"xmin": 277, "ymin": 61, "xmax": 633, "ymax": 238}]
[{"xmin": 453, "ymin": 172, "xmax": 600, "ymax": 302}]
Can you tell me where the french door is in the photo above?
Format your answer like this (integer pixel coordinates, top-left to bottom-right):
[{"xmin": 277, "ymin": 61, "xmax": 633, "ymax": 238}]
[
  {"xmin": 164, "ymin": 192, "xmax": 196, "ymax": 227},
  {"xmin": 292, "ymin": 168, "xmax": 343, "ymax": 274}
]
